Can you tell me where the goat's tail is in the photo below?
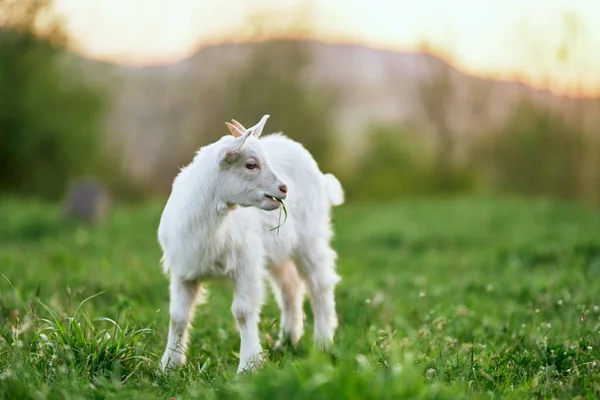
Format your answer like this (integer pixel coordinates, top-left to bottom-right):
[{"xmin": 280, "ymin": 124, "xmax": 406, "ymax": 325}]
[{"xmin": 323, "ymin": 173, "xmax": 345, "ymax": 206}]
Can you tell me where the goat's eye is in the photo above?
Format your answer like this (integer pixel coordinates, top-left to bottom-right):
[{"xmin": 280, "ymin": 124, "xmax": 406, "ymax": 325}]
[{"xmin": 245, "ymin": 162, "xmax": 257, "ymax": 170}]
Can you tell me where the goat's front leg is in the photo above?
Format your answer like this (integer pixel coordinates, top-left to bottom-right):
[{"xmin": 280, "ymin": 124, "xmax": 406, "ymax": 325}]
[
  {"xmin": 231, "ymin": 265, "xmax": 265, "ymax": 373},
  {"xmin": 161, "ymin": 277, "xmax": 201, "ymax": 371}
]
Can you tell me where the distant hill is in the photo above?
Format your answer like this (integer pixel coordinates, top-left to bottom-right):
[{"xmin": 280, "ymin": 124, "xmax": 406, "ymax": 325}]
[{"xmin": 64, "ymin": 39, "xmax": 599, "ymax": 186}]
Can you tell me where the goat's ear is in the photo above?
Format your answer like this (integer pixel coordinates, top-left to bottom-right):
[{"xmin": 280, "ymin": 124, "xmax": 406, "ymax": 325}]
[
  {"xmin": 250, "ymin": 114, "xmax": 270, "ymax": 137},
  {"xmin": 224, "ymin": 129, "xmax": 253, "ymax": 161},
  {"xmin": 239, "ymin": 128, "xmax": 253, "ymax": 147},
  {"xmin": 225, "ymin": 121, "xmax": 244, "ymax": 138}
]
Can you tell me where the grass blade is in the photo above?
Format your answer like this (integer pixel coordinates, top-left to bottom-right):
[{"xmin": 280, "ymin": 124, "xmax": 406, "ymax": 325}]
[{"xmin": 269, "ymin": 199, "xmax": 288, "ymax": 235}]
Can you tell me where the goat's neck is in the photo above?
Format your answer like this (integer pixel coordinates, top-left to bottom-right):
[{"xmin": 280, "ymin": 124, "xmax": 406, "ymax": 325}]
[{"xmin": 182, "ymin": 157, "xmax": 233, "ymax": 242}]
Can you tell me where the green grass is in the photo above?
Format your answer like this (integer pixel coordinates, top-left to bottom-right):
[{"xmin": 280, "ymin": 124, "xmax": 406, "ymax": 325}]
[{"xmin": 1, "ymin": 195, "xmax": 600, "ymax": 399}]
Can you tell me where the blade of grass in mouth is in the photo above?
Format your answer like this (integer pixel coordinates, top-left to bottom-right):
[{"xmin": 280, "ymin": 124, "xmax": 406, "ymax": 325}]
[{"xmin": 269, "ymin": 199, "xmax": 287, "ymax": 235}]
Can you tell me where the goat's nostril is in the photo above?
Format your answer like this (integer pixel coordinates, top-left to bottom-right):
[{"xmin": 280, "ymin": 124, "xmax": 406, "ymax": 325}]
[{"xmin": 279, "ymin": 184, "xmax": 288, "ymax": 194}]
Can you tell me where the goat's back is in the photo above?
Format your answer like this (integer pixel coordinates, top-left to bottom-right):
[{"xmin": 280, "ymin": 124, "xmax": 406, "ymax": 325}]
[
  {"xmin": 260, "ymin": 133, "xmax": 329, "ymax": 213},
  {"xmin": 257, "ymin": 134, "xmax": 339, "ymax": 249}
]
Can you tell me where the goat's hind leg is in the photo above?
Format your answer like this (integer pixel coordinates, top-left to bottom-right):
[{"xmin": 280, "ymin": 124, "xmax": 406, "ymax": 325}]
[
  {"xmin": 161, "ymin": 277, "xmax": 201, "ymax": 371},
  {"xmin": 294, "ymin": 244, "xmax": 340, "ymax": 350},
  {"xmin": 268, "ymin": 258, "xmax": 305, "ymax": 348}
]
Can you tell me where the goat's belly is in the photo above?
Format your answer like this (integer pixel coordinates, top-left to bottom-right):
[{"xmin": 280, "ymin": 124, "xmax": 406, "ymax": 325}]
[
  {"xmin": 266, "ymin": 247, "xmax": 292, "ymax": 268},
  {"xmin": 265, "ymin": 254, "xmax": 291, "ymax": 270},
  {"xmin": 264, "ymin": 240, "xmax": 295, "ymax": 269},
  {"xmin": 168, "ymin": 250, "xmax": 230, "ymax": 281}
]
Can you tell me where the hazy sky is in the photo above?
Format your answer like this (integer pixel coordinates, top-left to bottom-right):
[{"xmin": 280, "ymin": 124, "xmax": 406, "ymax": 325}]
[{"xmin": 53, "ymin": 0, "xmax": 600, "ymax": 96}]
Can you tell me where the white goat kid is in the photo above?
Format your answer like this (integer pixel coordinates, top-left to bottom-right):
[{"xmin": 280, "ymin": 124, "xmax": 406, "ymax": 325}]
[{"xmin": 158, "ymin": 114, "xmax": 344, "ymax": 373}]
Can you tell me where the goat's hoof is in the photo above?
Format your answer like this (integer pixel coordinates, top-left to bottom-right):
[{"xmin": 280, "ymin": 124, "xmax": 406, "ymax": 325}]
[
  {"xmin": 313, "ymin": 334, "xmax": 334, "ymax": 352},
  {"xmin": 236, "ymin": 352, "xmax": 265, "ymax": 374},
  {"xmin": 273, "ymin": 333, "xmax": 300, "ymax": 351},
  {"xmin": 273, "ymin": 335, "xmax": 289, "ymax": 350},
  {"xmin": 161, "ymin": 353, "xmax": 185, "ymax": 373}
]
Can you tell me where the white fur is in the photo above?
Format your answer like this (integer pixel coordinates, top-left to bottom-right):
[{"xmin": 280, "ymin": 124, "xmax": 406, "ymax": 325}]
[{"xmin": 158, "ymin": 115, "xmax": 344, "ymax": 373}]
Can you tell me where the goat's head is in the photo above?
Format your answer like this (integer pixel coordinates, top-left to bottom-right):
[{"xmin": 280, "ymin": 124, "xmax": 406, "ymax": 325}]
[{"xmin": 216, "ymin": 114, "xmax": 287, "ymax": 211}]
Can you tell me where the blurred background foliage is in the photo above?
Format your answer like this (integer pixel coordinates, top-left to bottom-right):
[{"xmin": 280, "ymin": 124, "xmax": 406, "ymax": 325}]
[
  {"xmin": 1, "ymin": 0, "xmax": 600, "ymax": 208},
  {"xmin": 471, "ymin": 99, "xmax": 598, "ymax": 204},
  {"xmin": 0, "ymin": 0, "xmax": 110, "ymax": 199}
]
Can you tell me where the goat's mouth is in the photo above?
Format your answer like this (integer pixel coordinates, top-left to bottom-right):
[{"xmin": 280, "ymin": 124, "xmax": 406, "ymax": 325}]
[{"xmin": 264, "ymin": 194, "xmax": 285, "ymax": 205}]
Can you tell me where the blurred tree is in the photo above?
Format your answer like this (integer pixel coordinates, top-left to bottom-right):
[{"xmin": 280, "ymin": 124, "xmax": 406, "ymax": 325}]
[
  {"xmin": 197, "ymin": 39, "xmax": 339, "ymax": 173},
  {"xmin": 345, "ymin": 124, "xmax": 432, "ymax": 200},
  {"xmin": 417, "ymin": 50, "xmax": 457, "ymax": 191},
  {"xmin": 496, "ymin": 9, "xmax": 600, "ymax": 206},
  {"xmin": 345, "ymin": 123, "xmax": 474, "ymax": 200},
  {"xmin": 0, "ymin": 0, "xmax": 105, "ymax": 199},
  {"xmin": 465, "ymin": 78, "xmax": 492, "ymax": 135},
  {"xmin": 472, "ymin": 100, "xmax": 585, "ymax": 201},
  {"xmin": 230, "ymin": 40, "xmax": 337, "ymax": 169}
]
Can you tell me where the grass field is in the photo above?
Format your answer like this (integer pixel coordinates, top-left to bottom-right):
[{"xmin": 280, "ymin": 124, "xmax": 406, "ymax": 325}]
[{"xmin": 1, "ymin": 196, "xmax": 600, "ymax": 399}]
